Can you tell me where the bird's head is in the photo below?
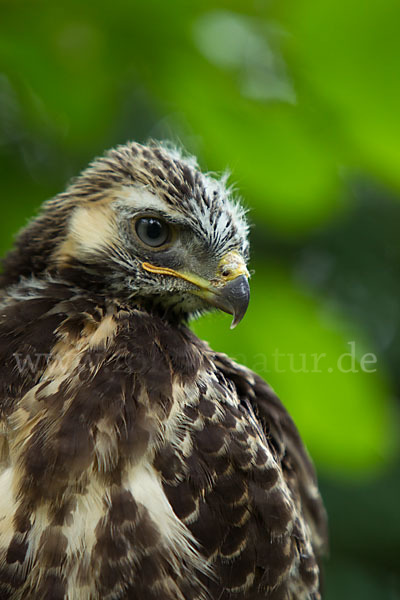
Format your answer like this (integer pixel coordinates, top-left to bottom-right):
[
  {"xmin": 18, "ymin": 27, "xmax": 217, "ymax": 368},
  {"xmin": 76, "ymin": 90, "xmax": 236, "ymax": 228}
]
[{"xmin": 2, "ymin": 142, "xmax": 250, "ymax": 327}]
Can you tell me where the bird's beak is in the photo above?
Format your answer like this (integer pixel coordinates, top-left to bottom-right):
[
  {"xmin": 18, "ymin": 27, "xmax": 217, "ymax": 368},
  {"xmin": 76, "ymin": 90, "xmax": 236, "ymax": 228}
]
[{"xmin": 141, "ymin": 250, "xmax": 250, "ymax": 328}]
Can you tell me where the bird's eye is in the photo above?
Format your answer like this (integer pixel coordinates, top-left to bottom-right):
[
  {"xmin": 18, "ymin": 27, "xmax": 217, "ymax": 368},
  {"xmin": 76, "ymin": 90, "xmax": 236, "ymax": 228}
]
[{"xmin": 135, "ymin": 217, "xmax": 170, "ymax": 248}]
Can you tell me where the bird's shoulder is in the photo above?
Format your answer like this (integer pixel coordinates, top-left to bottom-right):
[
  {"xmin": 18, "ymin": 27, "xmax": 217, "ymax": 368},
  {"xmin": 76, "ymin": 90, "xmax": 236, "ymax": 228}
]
[
  {"xmin": 211, "ymin": 351, "xmax": 328, "ymax": 553},
  {"xmin": 153, "ymin": 345, "xmax": 328, "ymax": 598}
]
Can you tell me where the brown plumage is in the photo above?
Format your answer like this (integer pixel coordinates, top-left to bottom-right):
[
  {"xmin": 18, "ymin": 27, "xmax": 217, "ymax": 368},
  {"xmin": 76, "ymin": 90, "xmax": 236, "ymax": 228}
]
[{"xmin": 0, "ymin": 141, "xmax": 327, "ymax": 599}]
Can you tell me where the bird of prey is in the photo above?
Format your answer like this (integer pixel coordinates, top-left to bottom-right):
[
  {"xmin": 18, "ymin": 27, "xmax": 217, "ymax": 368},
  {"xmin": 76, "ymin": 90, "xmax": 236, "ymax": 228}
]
[{"xmin": 0, "ymin": 142, "xmax": 327, "ymax": 600}]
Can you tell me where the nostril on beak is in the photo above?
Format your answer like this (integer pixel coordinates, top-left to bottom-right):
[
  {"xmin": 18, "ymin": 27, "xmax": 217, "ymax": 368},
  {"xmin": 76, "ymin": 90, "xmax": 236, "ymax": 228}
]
[{"xmin": 221, "ymin": 267, "xmax": 232, "ymax": 278}]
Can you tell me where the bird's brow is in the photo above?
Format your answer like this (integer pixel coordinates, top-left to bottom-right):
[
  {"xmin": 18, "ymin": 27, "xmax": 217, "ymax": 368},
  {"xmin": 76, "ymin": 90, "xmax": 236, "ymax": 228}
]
[{"xmin": 117, "ymin": 204, "xmax": 188, "ymax": 226}]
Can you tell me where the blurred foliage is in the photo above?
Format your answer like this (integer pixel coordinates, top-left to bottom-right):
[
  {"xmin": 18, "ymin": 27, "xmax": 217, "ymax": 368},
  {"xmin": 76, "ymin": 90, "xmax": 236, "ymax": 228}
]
[
  {"xmin": 194, "ymin": 263, "xmax": 394, "ymax": 476},
  {"xmin": 1, "ymin": 0, "xmax": 399, "ymax": 596}
]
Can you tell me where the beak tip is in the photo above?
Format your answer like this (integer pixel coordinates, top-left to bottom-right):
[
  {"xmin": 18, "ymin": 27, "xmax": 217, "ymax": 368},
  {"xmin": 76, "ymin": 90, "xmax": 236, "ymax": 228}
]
[
  {"xmin": 230, "ymin": 318, "xmax": 238, "ymax": 330},
  {"xmin": 229, "ymin": 307, "xmax": 248, "ymax": 329}
]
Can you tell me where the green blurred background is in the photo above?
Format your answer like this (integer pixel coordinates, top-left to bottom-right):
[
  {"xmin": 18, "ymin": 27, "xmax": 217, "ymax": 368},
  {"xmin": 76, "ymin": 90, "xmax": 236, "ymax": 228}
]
[{"xmin": 1, "ymin": 0, "xmax": 399, "ymax": 596}]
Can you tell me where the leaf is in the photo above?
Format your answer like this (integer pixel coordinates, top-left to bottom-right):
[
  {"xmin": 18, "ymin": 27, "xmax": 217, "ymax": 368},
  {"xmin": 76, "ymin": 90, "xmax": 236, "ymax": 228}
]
[{"xmin": 276, "ymin": 0, "xmax": 400, "ymax": 190}]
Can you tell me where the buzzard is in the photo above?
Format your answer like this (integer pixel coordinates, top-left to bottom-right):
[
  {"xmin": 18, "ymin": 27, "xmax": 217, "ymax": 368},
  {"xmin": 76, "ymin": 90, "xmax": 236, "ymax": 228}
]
[{"xmin": 0, "ymin": 142, "xmax": 327, "ymax": 599}]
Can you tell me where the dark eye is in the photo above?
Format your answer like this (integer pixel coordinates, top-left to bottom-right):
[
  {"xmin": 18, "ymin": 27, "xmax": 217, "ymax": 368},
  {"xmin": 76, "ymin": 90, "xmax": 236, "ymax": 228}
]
[{"xmin": 135, "ymin": 217, "xmax": 170, "ymax": 248}]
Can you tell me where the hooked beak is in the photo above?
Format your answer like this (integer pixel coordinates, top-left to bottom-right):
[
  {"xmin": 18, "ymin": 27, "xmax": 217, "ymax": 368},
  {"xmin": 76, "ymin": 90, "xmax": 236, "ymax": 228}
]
[
  {"xmin": 198, "ymin": 273, "xmax": 250, "ymax": 328},
  {"xmin": 141, "ymin": 250, "xmax": 250, "ymax": 328}
]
